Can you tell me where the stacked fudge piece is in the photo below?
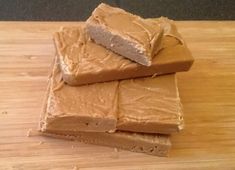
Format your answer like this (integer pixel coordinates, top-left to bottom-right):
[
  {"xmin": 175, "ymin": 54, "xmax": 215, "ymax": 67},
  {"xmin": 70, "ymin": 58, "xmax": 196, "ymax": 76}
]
[{"xmin": 39, "ymin": 3, "xmax": 194, "ymax": 157}]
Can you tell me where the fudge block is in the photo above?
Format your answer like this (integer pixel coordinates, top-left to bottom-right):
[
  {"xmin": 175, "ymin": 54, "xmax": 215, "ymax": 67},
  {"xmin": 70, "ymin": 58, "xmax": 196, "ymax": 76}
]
[
  {"xmin": 54, "ymin": 19, "xmax": 193, "ymax": 86},
  {"xmin": 86, "ymin": 3, "xmax": 163, "ymax": 66},
  {"xmin": 40, "ymin": 56, "xmax": 183, "ymax": 134},
  {"xmin": 41, "ymin": 130, "xmax": 171, "ymax": 157},
  {"xmin": 118, "ymin": 75, "xmax": 183, "ymax": 134},
  {"xmin": 40, "ymin": 59, "xmax": 118, "ymax": 133}
]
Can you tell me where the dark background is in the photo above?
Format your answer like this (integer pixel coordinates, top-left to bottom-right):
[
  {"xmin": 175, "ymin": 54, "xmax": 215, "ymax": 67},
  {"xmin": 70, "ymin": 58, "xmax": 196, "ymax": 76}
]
[{"xmin": 0, "ymin": 0, "xmax": 234, "ymax": 21}]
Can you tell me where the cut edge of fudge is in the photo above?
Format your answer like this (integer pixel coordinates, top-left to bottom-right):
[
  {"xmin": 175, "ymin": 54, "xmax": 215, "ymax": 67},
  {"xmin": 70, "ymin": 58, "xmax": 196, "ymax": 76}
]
[{"xmin": 86, "ymin": 21, "xmax": 157, "ymax": 66}]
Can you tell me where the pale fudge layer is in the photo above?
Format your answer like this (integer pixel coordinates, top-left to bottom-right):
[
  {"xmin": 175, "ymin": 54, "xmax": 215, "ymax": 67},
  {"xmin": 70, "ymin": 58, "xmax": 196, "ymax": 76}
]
[
  {"xmin": 40, "ymin": 58, "xmax": 118, "ymax": 133},
  {"xmin": 118, "ymin": 75, "xmax": 183, "ymax": 134},
  {"xmin": 86, "ymin": 3, "xmax": 163, "ymax": 66},
  {"xmin": 54, "ymin": 19, "xmax": 193, "ymax": 86},
  {"xmin": 41, "ymin": 130, "xmax": 171, "ymax": 157},
  {"xmin": 40, "ymin": 57, "xmax": 183, "ymax": 134}
]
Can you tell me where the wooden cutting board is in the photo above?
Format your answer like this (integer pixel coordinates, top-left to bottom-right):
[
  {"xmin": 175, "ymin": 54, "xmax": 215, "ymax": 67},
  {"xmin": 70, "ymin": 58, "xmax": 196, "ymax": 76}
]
[{"xmin": 0, "ymin": 21, "xmax": 235, "ymax": 170}]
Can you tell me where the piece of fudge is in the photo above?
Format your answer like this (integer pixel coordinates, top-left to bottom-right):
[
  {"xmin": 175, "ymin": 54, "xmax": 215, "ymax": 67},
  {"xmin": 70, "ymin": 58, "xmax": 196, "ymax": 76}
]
[
  {"xmin": 41, "ymin": 130, "xmax": 171, "ymax": 157},
  {"xmin": 40, "ymin": 59, "xmax": 118, "ymax": 133},
  {"xmin": 54, "ymin": 19, "xmax": 193, "ymax": 86},
  {"xmin": 118, "ymin": 75, "xmax": 183, "ymax": 134},
  {"xmin": 40, "ymin": 56, "xmax": 183, "ymax": 134},
  {"xmin": 86, "ymin": 3, "xmax": 163, "ymax": 66}
]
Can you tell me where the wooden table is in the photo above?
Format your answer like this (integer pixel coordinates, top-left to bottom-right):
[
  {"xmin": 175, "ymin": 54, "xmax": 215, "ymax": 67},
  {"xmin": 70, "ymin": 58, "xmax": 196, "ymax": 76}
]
[{"xmin": 0, "ymin": 21, "xmax": 235, "ymax": 170}]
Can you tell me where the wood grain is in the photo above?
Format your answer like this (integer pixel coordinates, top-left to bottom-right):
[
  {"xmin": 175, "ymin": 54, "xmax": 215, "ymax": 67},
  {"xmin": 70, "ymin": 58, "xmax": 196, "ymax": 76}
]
[{"xmin": 0, "ymin": 21, "xmax": 235, "ymax": 170}]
